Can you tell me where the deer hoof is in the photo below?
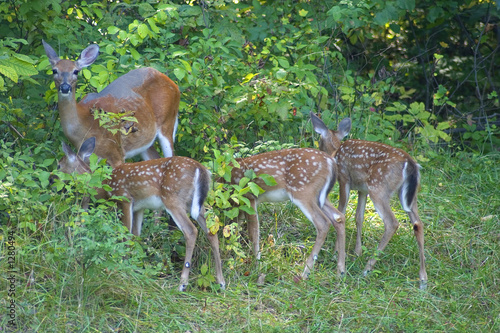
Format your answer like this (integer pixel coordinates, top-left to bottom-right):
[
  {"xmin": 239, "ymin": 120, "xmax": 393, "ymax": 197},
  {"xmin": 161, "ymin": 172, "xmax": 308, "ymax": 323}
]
[
  {"xmin": 419, "ymin": 280, "xmax": 428, "ymax": 290},
  {"xmin": 256, "ymin": 273, "xmax": 266, "ymax": 286}
]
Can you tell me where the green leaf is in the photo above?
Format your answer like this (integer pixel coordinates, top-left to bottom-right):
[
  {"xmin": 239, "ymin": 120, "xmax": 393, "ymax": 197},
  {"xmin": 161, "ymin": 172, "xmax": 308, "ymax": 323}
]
[
  {"xmin": 277, "ymin": 57, "xmax": 290, "ymax": 69},
  {"xmin": 397, "ymin": 0, "xmax": 415, "ymax": 10},
  {"xmin": 200, "ymin": 263, "xmax": 208, "ymax": 275},
  {"xmin": 42, "ymin": 158, "xmax": 55, "ymax": 167},
  {"xmin": 108, "ymin": 26, "xmax": 120, "ymax": 34},
  {"xmin": 248, "ymin": 182, "xmax": 263, "ymax": 196},
  {"xmin": 179, "ymin": 59, "xmax": 192, "ymax": 73},
  {"xmin": 238, "ymin": 177, "xmax": 250, "ymax": 188},
  {"xmin": 130, "ymin": 48, "xmax": 141, "ymax": 61},
  {"xmin": 374, "ymin": 5, "xmax": 399, "ymax": 26},
  {"xmin": 225, "ymin": 207, "xmax": 240, "ymax": 219},
  {"xmin": 276, "ymin": 68, "xmax": 287, "ymax": 80},
  {"xmin": 39, "ymin": 171, "xmax": 51, "ymax": 188},
  {"xmin": 239, "ymin": 205, "xmax": 255, "ymax": 215},
  {"xmin": 0, "ymin": 64, "xmax": 17, "ymax": 82},
  {"xmin": 258, "ymin": 174, "xmax": 277, "ymax": 186},
  {"xmin": 428, "ymin": 6, "xmax": 444, "ymax": 23},
  {"xmin": 137, "ymin": 23, "xmax": 150, "ymax": 39},
  {"xmin": 173, "ymin": 67, "xmax": 186, "ymax": 81}
]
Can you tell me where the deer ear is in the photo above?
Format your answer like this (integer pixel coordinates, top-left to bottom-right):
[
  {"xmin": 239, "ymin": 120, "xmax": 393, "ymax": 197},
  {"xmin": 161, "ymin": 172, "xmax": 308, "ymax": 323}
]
[
  {"xmin": 310, "ymin": 112, "xmax": 329, "ymax": 136},
  {"xmin": 61, "ymin": 142, "xmax": 78, "ymax": 163},
  {"xmin": 42, "ymin": 40, "xmax": 61, "ymax": 67},
  {"xmin": 76, "ymin": 44, "xmax": 99, "ymax": 68},
  {"xmin": 78, "ymin": 137, "xmax": 96, "ymax": 162},
  {"xmin": 337, "ymin": 118, "xmax": 352, "ymax": 139},
  {"xmin": 62, "ymin": 142, "xmax": 75, "ymax": 157}
]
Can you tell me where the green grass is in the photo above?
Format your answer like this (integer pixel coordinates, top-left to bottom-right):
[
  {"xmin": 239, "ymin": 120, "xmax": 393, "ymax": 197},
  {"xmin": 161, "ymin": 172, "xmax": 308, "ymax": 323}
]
[{"xmin": 1, "ymin": 151, "xmax": 499, "ymax": 332}]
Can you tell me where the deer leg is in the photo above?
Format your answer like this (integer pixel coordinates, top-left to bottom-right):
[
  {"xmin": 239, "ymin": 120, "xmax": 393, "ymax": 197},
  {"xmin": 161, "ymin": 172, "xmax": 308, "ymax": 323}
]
[
  {"xmin": 120, "ymin": 200, "xmax": 134, "ymax": 234},
  {"xmin": 323, "ymin": 201, "xmax": 346, "ymax": 276},
  {"xmin": 355, "ymin": 192, "xmax": 368, "ymax": 256},
  {"xmin": 337, "ymin": 180, "xmax": 350, "ymax": 214},
  {"xmin": 195, "ymin": 210, "xmax": 226, "ymax": 290},
  {"xmin": 408, "ymin": 203, "xmax": 427, "ymax": 289},
  {"xmin": 364, "ymin": 194, "xmax": 399, "ymax": 276},
  {"xmin": 157, "ymin": 130, "xmax": 175, "ymax": 158},
  {"xmin": 296, "ymin": 200, "xmax": 331, "ymax": 279},
  {"xmin": 246, "ymin": 200, "xmax": 261, "ymax": 260},
  {"xmin": 132, "ymin": 210, "xmax": 145, "ymax": 236},
  {"xmin": 141, "ymin": 146, "xmax": 161, "ymax": 160},
  {"xmin": 168, "ymin": 207, "xmax": 198, "ymax": 291}
]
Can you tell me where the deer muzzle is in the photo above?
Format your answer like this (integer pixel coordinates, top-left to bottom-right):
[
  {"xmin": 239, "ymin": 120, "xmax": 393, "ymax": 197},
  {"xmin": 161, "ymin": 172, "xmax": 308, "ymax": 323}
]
[{"xmin": 59, "ymin": 83, "xmax": 72, "ymax": 94}]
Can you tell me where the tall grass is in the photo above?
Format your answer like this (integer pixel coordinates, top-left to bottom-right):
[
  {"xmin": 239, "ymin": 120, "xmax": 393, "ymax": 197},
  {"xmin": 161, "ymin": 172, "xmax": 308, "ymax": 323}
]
[{"xmin": 1, "ymin": 151, "xmax": 498, "ymax": 332}]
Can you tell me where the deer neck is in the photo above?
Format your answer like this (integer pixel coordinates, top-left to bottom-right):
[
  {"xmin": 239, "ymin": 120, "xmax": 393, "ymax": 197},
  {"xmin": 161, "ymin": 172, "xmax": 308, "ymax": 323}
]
[{"xmin": 57, "ymin": 92, "xmax": 93, "ymax": 142}]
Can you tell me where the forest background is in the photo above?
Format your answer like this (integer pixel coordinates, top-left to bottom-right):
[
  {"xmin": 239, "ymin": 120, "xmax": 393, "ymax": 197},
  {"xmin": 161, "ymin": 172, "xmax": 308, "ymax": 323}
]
[{"xmin": 0, "ymin": 0, "xmax": 498, "ymax": 332}]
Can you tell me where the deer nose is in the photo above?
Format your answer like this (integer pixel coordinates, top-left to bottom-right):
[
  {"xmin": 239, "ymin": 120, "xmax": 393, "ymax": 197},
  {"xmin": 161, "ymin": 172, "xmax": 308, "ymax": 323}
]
[{"xmin": 59, "ymin": 83, "xmax": 72, "ymax": 94}]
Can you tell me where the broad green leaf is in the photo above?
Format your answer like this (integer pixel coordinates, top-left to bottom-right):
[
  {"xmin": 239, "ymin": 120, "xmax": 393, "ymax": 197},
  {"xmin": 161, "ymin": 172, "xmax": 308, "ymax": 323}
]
[
  {"xmin": 201, "ymin": 263, "xmax": 208, "ymax": 275},
  {"xmin": 108, "ymin": 26, "xmax": 120, "ymax": 34},
  {"xmin": 239, "ymin": 205, "xmax": 255, "ymax": 215},
  {"xmin": 277, "ymin": 57, "xmax": 290, "ymax": 69},
  {"xmin": 179, "ymin": 59, "xmax": 192, "ymax": 72},
  {"xmin": 397, "ymin": 0, "xmax": 415, "ymax": 10},
  {"xmin": 42, "ymin": 158, "xmax": 55, "ymax": 167},
  {"xmin": 225, "ymin": 207, "xmax": 239, "ymax": 219},
  {"xmin": 276, "ymin": 68, "xmax": 287, "ymax": 80},
  {"xmin": 0, "ymin": 65, "xmax": 17, "ymax": 82},
  {"xmin": 238, "ymin": 177, "xmax": 250, "ymax": 188},
  {"xmin": 247, "ymin": 182, "xmax": 261, "ymax": 196},
  {"xmin": 258, "ymin": 174, "xmax": 277, "ymax": 186},
  {"xmin": 137, "ymin": 23, "xmax": 150, "ymax": 39}
]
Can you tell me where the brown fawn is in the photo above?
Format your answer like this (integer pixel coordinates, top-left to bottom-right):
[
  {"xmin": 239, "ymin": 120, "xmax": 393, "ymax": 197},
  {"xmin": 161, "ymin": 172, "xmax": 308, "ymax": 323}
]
[
  {"xmin": 226, "ymin": 148, "xmax": 346, "ymax": 279},
  {"xmin": 43, "ymin": 40, "xmax": 180, "ymax": 166},
  {"xmin": 58, "ymin": 137, "xmax": 225, "ymax": 291},
  {"xmin": 310, "ymin": 112, "xmax": 427, "ymax": 289}
]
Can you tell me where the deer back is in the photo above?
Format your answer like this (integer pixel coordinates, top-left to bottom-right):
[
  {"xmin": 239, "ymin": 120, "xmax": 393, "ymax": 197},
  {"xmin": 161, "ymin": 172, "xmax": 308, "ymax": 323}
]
[
  {"xmin": 232, "ymin": 148, "xmax": 338, "ymax": 206},
  {"xmin": 109, "ymin": 157, "xmax": 210, "ymax": 218}
]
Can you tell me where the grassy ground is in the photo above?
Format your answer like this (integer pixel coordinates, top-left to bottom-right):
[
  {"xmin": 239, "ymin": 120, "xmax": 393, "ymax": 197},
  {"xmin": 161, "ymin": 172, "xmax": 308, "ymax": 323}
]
[{"xmin": 1, "ymin": 151, "xmax": 499, "ymax": 332}]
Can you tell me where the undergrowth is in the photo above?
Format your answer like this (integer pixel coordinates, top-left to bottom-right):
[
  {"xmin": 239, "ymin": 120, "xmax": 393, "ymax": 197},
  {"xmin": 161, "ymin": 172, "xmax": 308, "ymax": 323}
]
[{"xmin": 1, "ymin": 151, "xmax": 498, "ymax": 332}]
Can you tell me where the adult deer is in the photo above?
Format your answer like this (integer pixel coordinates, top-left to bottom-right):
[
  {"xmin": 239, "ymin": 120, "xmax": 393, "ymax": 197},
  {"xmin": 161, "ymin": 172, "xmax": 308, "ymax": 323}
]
[
  {"xmin": 58, "ymin": 137, "xmax": 225, "ymax": 291},
  {"xmin": 227, "ymin": 148, "xmax": 346, "ymax": 279},
  {"xmin": 43, "ymin": 40, "xmax": 180, "ymax": 167},
  {"xmin": 310, "ymin": 112, "xmax": 427, "ymax": 289}
]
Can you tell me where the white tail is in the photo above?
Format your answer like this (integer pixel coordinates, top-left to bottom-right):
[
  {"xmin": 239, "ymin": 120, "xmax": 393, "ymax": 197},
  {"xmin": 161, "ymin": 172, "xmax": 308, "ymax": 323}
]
[
  {"xmin": 227, "ymin": 148, "xmax": 346, "ymax": 279},
  {"xmin": 43, "ymin": 40, "xmax": 180, "ymax": 167},
  {"xmin": 311, "ymin": 112, "xmax": 427, "ymax": 289},
  {"xmin": 58, "ymin": 137, "xmax": 225, "ymax": 291}
]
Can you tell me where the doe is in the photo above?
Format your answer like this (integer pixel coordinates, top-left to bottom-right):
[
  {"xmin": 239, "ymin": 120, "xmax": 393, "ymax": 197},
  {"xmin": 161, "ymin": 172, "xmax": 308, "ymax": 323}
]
[{"xmin": 43, "ymin": 40, "xmax": 180, "ymax": 166}]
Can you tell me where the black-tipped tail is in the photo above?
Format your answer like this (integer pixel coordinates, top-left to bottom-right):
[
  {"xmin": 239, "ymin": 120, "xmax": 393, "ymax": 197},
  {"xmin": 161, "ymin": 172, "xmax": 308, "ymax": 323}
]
[
  {"xmin": 197, "ymin": 168, "xmax": 211, "ymax": 210},
  {"xmin": 400, "ymin": 159, "xmax": 420, "ymax": 212}
]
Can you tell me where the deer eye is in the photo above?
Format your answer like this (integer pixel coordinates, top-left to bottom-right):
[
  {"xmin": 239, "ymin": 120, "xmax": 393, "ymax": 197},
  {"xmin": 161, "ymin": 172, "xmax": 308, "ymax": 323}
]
[
  {"xmin": 73, "ymin": 70, "xmax": 79, "ymax": 75},
  {"xmin": 52, "ymin": 69, "xmax": 58, "ymax": 75}
]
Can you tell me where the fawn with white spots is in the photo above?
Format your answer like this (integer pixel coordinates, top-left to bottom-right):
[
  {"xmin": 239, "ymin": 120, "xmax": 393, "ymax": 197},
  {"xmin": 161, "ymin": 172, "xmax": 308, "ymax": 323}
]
[
  {"xmin": 43, "ymin": 40, "xmax": 180, "ymax": 167},
  {"xmin": 226, "ymin": 148, "xmax": 346, "ymax": 279},
  {"xmin": 311, "ymin": 112, "xmax": 427, "ymax": 289},
  {"xmin": 57, "ymin": 137, "xmax": 225, "ymax": 291}
]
